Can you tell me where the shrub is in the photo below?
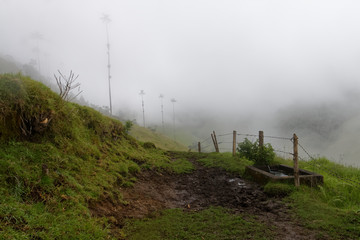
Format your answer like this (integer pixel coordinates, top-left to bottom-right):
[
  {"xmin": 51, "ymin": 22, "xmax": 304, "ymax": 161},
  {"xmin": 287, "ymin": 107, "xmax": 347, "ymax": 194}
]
[
  {"xmin": 124, "ymin": 120, "xmax": 133, "ymax": 134},
  {"xmin": 237, "ymin": 138, "xmax": 275, "ymax": 166},
  {"xmin": 143, "ymin": 142, "xmax": 156, "ymax": 149}
]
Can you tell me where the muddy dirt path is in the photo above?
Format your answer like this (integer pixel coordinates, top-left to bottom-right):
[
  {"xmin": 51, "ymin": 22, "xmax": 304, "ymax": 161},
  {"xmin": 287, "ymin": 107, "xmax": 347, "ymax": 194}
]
[{"xmin": 91, "ymin": 156, "xmax": 319, "ymax": 240}]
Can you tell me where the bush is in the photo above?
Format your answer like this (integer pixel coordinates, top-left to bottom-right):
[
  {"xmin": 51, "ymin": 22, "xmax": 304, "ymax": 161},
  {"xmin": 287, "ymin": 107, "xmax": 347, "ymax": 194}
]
[
  {"xmin": 124, "ymin": 120, "xmax": 133, "ymax": 134},
  {"xmin": 237, "ymin": 138, "xmax": 275, "ymax": 166},
  {"xmin": 143, "ymin": 142, "xmax": 156, "ymax": 149}
]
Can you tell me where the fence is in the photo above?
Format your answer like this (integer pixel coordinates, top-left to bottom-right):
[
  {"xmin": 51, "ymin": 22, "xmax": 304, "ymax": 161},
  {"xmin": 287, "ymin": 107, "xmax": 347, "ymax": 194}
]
[
  {"xmin": 193, "ymin": 130, "xmax": 360, "ymax": 189},
  {"xmin": 195, "ymin": 130, "xmax": 294, "ymax": 157}
]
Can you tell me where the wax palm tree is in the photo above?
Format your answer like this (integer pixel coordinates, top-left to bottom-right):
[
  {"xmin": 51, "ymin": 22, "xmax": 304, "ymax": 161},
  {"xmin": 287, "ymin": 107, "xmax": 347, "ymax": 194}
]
[
  {"xmin": 171, "ymin": 98, "xmax": 177, "ymax": 140},
  {"xmin": 30, "ymin": 31, "xmax": 43, "ymax": 74},
  {"xmin": 139, "ymin": 90, "xmax": 146, "ymax": 127},
  {"xmin": 101, "ymin": 13, "xmax": 113, "ymax": 115},
  {"xmin": 159, "ymin": 94, "xmax": 165, "ymax": 131}
]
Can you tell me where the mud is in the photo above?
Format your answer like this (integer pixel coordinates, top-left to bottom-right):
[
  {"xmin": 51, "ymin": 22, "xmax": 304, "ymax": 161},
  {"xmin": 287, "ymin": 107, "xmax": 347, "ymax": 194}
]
[{"xmin": 90, "ymin": 155, "xmax": 321, "ymax": 240}]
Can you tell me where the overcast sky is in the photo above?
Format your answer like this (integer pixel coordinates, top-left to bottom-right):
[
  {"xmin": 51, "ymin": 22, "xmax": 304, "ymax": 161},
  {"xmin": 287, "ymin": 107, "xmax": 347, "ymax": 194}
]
[
  {"xmin": 2, "ymin": 0, "xmax": 360, "ymax": 131},
  {"xmin": 2, "ymin": 0, "xmax": 360, "ymax": 165}
]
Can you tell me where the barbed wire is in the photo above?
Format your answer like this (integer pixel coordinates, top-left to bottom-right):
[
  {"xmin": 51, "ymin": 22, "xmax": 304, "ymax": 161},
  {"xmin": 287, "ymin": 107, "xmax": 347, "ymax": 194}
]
[
  {"xmin": 202, "ymin": 144, "xmax": 211, "ymax": 149},
  {"xmin": 273, "ymin": 149, "xmax": 293, "ymax": 156},
  {"xmin": 298, "ymin": 142, "xmax": 360, "ymax": 188},
  {"xmin": 218, "ymin": 133, "xmax": 233, "ymax": 137},
  {"xmin": 264, "ymin": 135, "xmax": 292, "ymax": 141},
  {"xmin": 195, "ymin": 130, "xmax": 360, "ymax": 189},
  {"xmin": 237, "ymin": 133, "xmax": 258, "ymax": 137},
  {"xmin": 219, "ymin": 148, "xmax": 232, "ymax": 151},
  {"xmin": 200, "ymin": 136, "xmax": 212, "ymax": 144}
]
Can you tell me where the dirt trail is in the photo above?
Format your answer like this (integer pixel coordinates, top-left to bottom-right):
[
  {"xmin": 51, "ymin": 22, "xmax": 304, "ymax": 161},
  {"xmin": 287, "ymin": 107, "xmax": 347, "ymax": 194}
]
[{"xmin": 90, "ymin": 155, "xmax": 320, "ymax": 240}]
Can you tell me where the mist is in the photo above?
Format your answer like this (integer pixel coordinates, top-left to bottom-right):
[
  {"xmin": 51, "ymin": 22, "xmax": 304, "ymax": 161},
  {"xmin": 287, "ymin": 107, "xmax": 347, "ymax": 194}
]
[{"xmin": 1, "ymin": 0, "xmax": 360, "ymax": 167}]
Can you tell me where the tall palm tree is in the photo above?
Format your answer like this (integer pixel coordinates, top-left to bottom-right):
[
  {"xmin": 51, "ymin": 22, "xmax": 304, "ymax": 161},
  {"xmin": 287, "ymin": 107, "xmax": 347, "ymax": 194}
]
[
  {"xmin": 159, "ymin": 94, "xmax": 165, "ymax": 131},
  {"xmin": 139, "ymin": 90, "xmax": 146, "ymax": 127},
  {"xmin": 171, "ymin": 98, "xmax": 177, "ymax": 140},
  {"xmin": 30, "ymin": 31, "xmax": 43, "ymax": 74},
  {"xmin": 101, "ymin": 13, "xmax": 113, "ymax": 115}
]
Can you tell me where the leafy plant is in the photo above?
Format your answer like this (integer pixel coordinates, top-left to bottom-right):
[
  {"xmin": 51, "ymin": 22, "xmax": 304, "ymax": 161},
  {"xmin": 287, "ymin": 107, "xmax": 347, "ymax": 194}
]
[
  {"xmin": 124, "ymin": 120, "xmax": 133, "ymax": 134},
  {"xmin": 237, "ymin": 138, "xmax": 275, "ymax": 166}
]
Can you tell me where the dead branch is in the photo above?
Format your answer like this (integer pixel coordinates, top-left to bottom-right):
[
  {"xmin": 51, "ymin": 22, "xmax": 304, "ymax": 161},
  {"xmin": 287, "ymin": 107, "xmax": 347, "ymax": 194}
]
[{"xmin": 54, "ymin": 70, "xmax": 82, "ymax": 101}]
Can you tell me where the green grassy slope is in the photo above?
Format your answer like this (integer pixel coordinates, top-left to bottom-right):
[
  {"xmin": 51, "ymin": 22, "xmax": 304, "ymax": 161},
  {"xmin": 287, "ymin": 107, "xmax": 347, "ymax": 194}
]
[
  {"xmin": 0, "ymin": 74, "xmax": 181, "ymax": 239},
  {"xmin": 282, "ymin": 158, "xmax": 360, "ymax": 239},
  {"xmin": 1, "ymin": 73, "xmax": 359, "ymax": 239},
  {"xmin": 129, "ymin": 124, "xmax": 188, "ymax": 151}
]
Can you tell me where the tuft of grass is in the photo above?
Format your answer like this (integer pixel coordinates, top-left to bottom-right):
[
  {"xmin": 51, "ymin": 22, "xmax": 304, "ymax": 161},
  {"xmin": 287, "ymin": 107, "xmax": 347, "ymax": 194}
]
[
  {"xmin": 130, "ymin": 124, "xmax": 188, "ymax": 151},
  {"xmin": 123, "ymin": 207, "xmax": 274, "ymax": 240},
  {"xmin": 264, "ymin": 182, "xmax": 295, "ymax": 197},
  {"xmin": 197, "ymin": 152, "xmax": 253, "ymax": 176},
  {"xmin": 168, "ymin": 158, "xmax": 195, "ymax": 174},
  {"xmin": 141, "ymin": 151, "xmax": 195, "ymax": 174}
]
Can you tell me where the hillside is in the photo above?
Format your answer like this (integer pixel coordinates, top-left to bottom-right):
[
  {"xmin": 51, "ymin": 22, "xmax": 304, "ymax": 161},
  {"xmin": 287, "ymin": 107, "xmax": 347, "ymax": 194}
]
[
  {"xmin": 0, "ymin": 74, "xmax": 186, "ymax": 239},
  {"xmin": 1, "ymin": 74, "xmax": 359, "ymax": 239},
  {"xmin": 129, "ymin": 124, "xmax": 188, "ymax": 151}
]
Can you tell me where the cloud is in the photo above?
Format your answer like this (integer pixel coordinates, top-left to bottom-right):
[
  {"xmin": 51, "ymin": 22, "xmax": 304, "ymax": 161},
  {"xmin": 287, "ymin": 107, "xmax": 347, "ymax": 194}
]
[{"xmin": 1, "ymin": 0, "xmax": 360, "ymax": 166}]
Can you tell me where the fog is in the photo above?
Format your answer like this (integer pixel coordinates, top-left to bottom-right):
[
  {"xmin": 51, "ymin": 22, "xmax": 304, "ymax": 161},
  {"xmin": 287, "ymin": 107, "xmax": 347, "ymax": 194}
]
[{"xmin": 1, "ymin": 0, "xmax": 360, "ymax": 166}]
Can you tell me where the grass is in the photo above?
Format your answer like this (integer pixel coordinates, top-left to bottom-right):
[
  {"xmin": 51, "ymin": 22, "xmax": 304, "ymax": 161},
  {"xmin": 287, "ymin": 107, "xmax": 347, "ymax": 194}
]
[
  {"xmin": 130, "ymin": 124, "xmax": 188, "ymax": 151},
  {"xmin": 263, "ymin": 182, "xmax": 295, "ymax": 197},
  {"xmin": 0, "ymin": 74, "xmax": 176, "ymax": 239},
  {"xmin": 197, "ymin": 152, "xmax": 253, "ymax": 175},
  {"xmin": 123, "ymin": 207, "xmax": 274, "ymax": 240},
  {"xmin": 286, "ymin": 188, "xmax": 360, "ymax": 239},
  {"xmin": 271, "ymin": 156, "xmax": 360, "ymax": 239},
  {"xmin": 1, "ymin": 73, "xmax": 360, "ymax": 239}
]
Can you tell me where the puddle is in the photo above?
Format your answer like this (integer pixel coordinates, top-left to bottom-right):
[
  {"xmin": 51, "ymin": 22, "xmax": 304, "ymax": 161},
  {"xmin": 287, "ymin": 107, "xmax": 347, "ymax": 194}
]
[
  {"xmin": 267, "ymin": 166, "xmax": 289, "ymax": 177},
  {"xmin": 269, "ymin": 171, "xmax": 289, "ymax": 177}
]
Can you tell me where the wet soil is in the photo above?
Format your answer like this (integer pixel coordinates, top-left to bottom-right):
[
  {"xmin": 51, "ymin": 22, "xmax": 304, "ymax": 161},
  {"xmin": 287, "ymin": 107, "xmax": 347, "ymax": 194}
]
[{"xmin": 90, "ymin": 155, "xmax": 320, "ymax": 240}]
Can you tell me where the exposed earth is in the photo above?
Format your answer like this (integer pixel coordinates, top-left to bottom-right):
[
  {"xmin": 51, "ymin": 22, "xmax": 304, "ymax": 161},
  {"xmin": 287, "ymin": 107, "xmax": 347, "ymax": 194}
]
[{"xmin": 90, "ymin": 153, "xmax": 322, "ymax": 240}]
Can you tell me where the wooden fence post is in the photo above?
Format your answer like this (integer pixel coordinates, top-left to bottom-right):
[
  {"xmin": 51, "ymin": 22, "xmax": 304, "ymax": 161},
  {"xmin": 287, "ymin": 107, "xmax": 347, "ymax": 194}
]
[
  {"xmin": 293, "ymin": 133, "xmax": 300, "ymax": 187},
  {"xmin": 259, "ymin": 131, "xmax": 264, "ymax": 147},
  {"xmin": 212, "ymin": 131, "xmax": 219, "ymax": 153},
  {"xmin": 198, "ymin": 142, "xmax": 201, "ymax": 153},
  {"xmin": 211, "ymin": 133, "xmax": 217, "ymax": 153},
  {"xmin": 232, "ymin": 130, "xmax": 237, "ymax": 156}
]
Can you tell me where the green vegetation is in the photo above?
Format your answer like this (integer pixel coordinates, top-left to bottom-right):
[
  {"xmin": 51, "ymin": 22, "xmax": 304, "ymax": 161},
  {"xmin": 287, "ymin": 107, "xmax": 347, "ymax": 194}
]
[
  {"xmin": 198, "ymin": 152, "xmax": 252, "ymax": 175},
  {"xmin": 1, "ymin": 73, "xmax": 360, "ymax": 239},
  {"xmin": 271, "ymin": 157, "xmax": 360, "ymax": 239},
  {"xmin": 130, "ymin": 124, "xmax": 188, "ymax": 151},
  {"xmin": 287, "ymin": 188, "xmax": 360, "ymax": 239},
  {"xmin": 0, "ymin": 74, "xmax": 180, "ymax": 239},
  {"xmin": 237, "ymin": 138, "xmax": 275, "ymax": 166},
  {"xmin": 123, "ymin": 207, "xmax": 274, "ymax": 240},
  {"xmin": 124, "ymin": 120, "xmax": 133, "ymax": 134},
  {"xmin": 263, "ymin": 182, "xmax": 295, "ymax": 197}
]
